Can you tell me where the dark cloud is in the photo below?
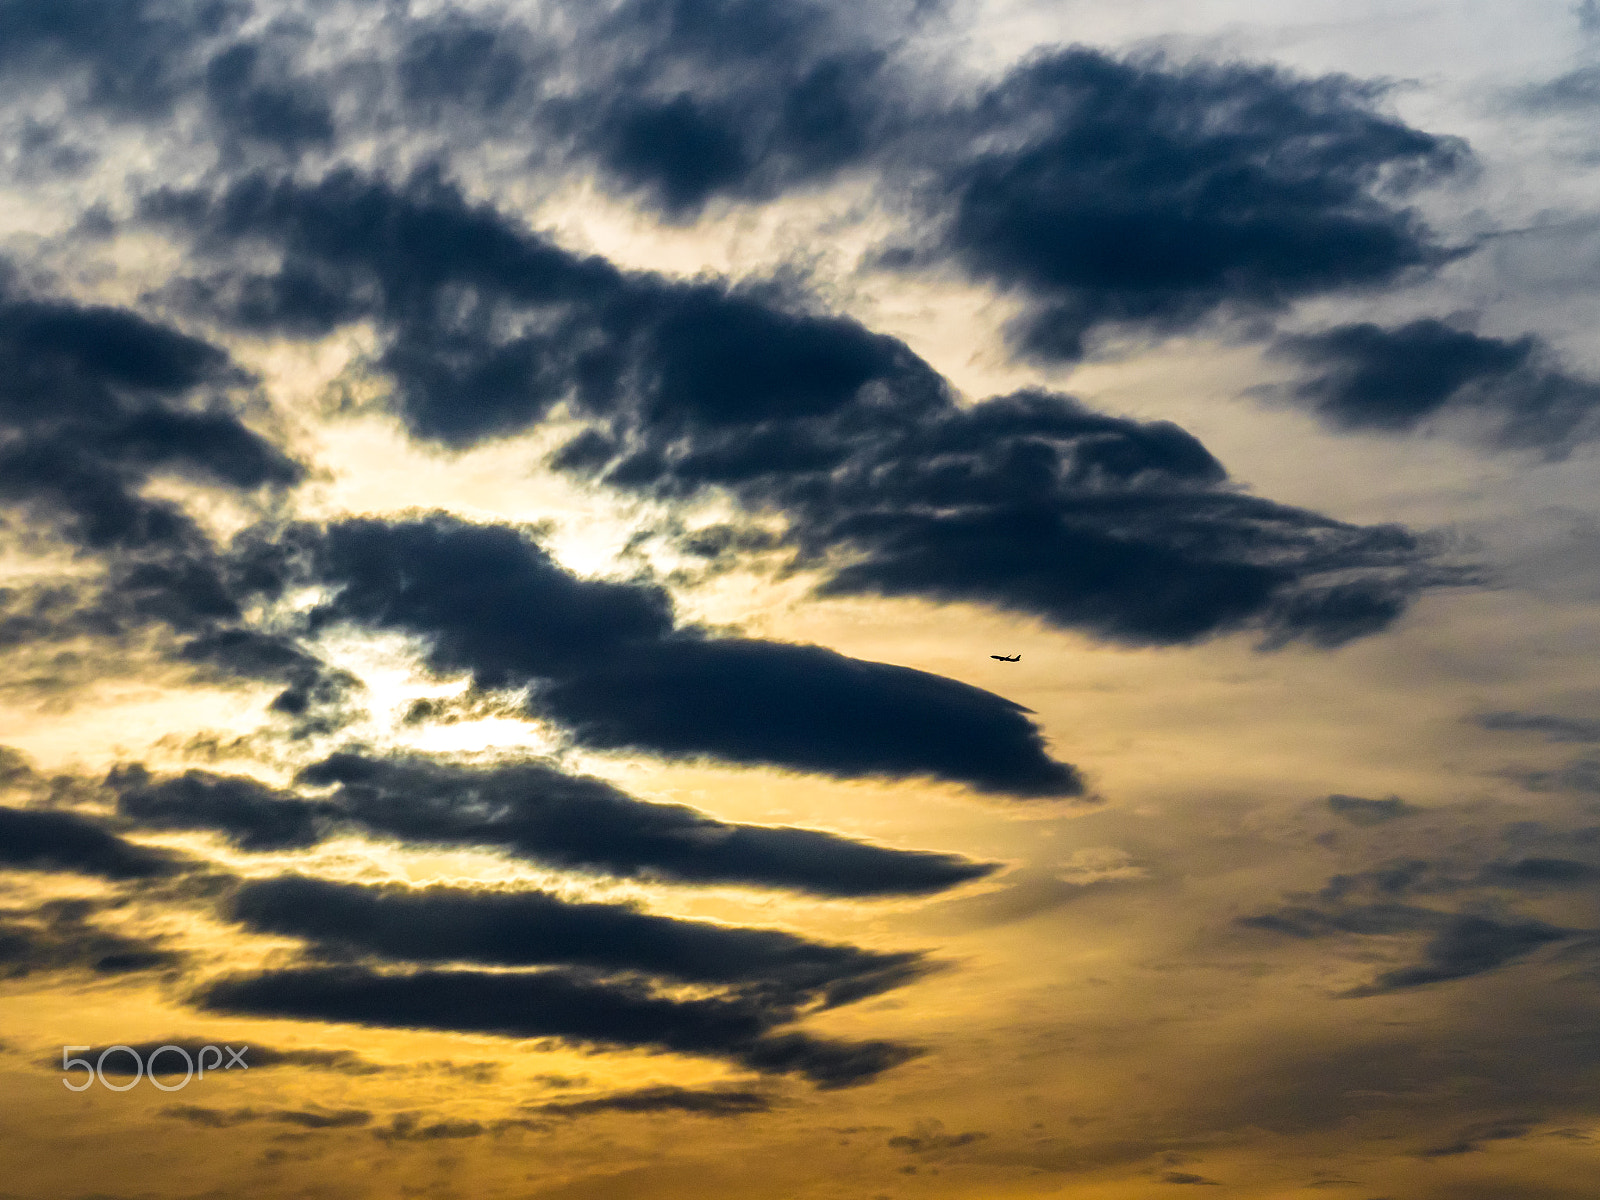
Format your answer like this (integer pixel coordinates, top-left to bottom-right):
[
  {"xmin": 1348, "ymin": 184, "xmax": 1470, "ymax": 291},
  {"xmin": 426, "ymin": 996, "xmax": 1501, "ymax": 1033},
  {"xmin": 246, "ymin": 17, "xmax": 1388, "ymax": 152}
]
[
  {"xmin": 143, "ymin": 170, "xmax": 1460, "ymax": 651},
  {"xmin": 888, "ymin": 1121, "xmax": 988, "ymax": 1153},
  {"xmin": 562, "ymin": 2, "xmax": 895, "ymax": 217},
  {"xmin": 0, "ymin": 552, "xmax": 356, "ymax": 731},
  {"xmin": 1242, "ymin": 862, "xmax": 1457, "ymax": 938},
  {"xmin": 144, "ymin": 167, "xmax": 935, "ymax": 447},
  {"xmin": 0, "ymin": 0, "xmax": 241, "ymax": 116},
  {"xmin": 22, "ymin": 4, "xmax": 1469, "ymax": 369},
  {"xmin": 1347, "ymin": 915, "xmax": 1575, "ymax": 995},
  {"xmin": 917, "ymin": 50, "xmax": 1463, "ymax": 359},
  {"xmin": 401, "ymin": 688, "xmax": 526, "ymax": 727},
  {"xmin": 395, "ymin": 14, "xmax": 542, "ymax": 120},
  {"xmin": 0, "ymin": 2, "xmax": 335, "ymax": 162},
  {"xmin": 202, "ymin": 37, "xmax": 335, "ymax": 153},
  {"xmin": 114, "ymin": 751, "xmax": 997, "ymax": 896},
  {"xmin": 1481, "ymin": 857, "xmax": 1600, "ymax": 887},
  {"xmin": 614, "ymin": 386, "xmax": 1448, "ymax": 648},
  {"xmin": 307, "ymin": 752, "xmax": 997, "ymax": 891},
  {"xmin": 13, "ymin": 116, "xmax": 96, "ymax": 177},
  {"xmin": 533, "ymin": 637, "xmax": 1080, "ymax": 795},
  {"xmin": 309, "ymin": 514, "xmax": 676, "ymax": 684},
  {"xmin": 1237, "ymin": 900, "xmax": 1442, "ymax": 940},
  {"xmin": 112, "ymin": 764, "xmax": 335, "ymax": 851},
  {"xmin": 1419, "ymin": 1116, "xmax": 1542, "ymax": 1158},
  {"xmin": 1326, "ymin": 794, "xmax": 1414, "ymax": 825},
  {"xmin": 535, "ymin": 1084, "xmax": 773, "ymax": 1118},
  {"xmin": 1476, "ymin": 711, "xmax": 1600, "ymax": 744},
  {"xmin": 1160, "ymin": 1173, "xmax": 1222, "ymax": 1186},
  {"xmin": 224, "ymin": 874, "xmax": 931, "ymax": 1005},
  {"xmin": 388, "ymin": 0, "xmax": 900, "ymax": 218},
  {"xmin": 0, "ymin": 556, "xmax": 231, "ymax": 655},
  {"xmin": 1273, "ymin": 321, "xmax": 1600, "ymax": 454},
  {"xmin": 373, "ymin": 1113, "xmax": 492, "ymax": 1142},
  {"xmin": 624, "ymin": 380, "xmax": 1455, "ymax": 647},
  {"xmin": 708, "ymin": 388, "xmax": 1454, "ymax": 649},
  {"xmin": 180, "ymin": 629, "xmax": 364, "ymax": 736},
  {"xmin": 304, "ymin": 513, "xmax": 1081, "ymax": 796},
  {"xmin": 197, "ymin": 964, "xmax": 920, "ymax": 1087},
  {"xmin": 0, "ymin": 899, "xmax": 178, "ymax": 979},
  {"xmin": 0, "ymin": 804, "xmax": 189, "ymax": 879},
  {"xmin": 377, "ymin": 14, "xmax": 1463, "ymax": 352},
  {"xmin": 1240, "ymin": 853, "xmax": 1594, "ymax": 994},
  {"xmin": 161, "ymin": 1104, "xmax": 371, "ymax": 1130},
  {"xmin": 1316, "ymin": 860, "xmax": 1463, "ymax": 902},
  {"xmin": 1508, "ymin": 755, "xmax": 1600, "ymax": 797},
  {"xmin": 726, "ymin": 1029, "xmax": 921, "ymax": 1089},
  {"xmin": 0, "ymin": 281, "xmax": 301, "ymax": 553},
  {"xmin": 0, "ymin": 278, "xmax": 315, "ymax": 707}
]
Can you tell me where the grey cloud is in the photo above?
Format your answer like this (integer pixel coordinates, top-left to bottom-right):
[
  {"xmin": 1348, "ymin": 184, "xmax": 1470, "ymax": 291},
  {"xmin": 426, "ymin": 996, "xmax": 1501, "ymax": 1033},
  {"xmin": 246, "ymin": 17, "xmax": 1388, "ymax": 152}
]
[
  {"xmin": 0, "ymin": 899, "xmax": 178, "ymax": 980},
  {"xmin": 1345, "ymin": 915, "xmax": 1574, "ymax": 995},
  {"xmin": 1480, "ymin": 858, "xmax": 1600, "ymax": 887},
  {"xmin": 1326, "ymin": 794, "xmax": 1414, "ymax": 825},
  {"xmin": 888, "ymin": 1121, "xmax": 988, "ymax": 1153},
  {"xmin": 1516, "ymin": 63, "xmax": 1600, "ymax": 109},
  {"xmin": 535, "ymin": 1084, "xmax": 773, "ymax": 1119},
  {"xmin": 1508, "ymin": 755, "xmax": 1600, "ymax": 797},
  {"xmin": 1476, "ymin": 711, "xmax": 1600, "ymax": 744},
  {"xmin": 372, "ymin": 1113, "xmax": 491, "ymax": 1142},
  {"xmin": 1419, "ymin": 1115, "xmax": 1542, "ymax": 1157},
  {"xmin": 1241, "ymin": 855, "xmax": 1594, "ymax": 994},
  {"xmin": 161, "ymin": 1104, "xmax": 371, "ymax": 1129}
]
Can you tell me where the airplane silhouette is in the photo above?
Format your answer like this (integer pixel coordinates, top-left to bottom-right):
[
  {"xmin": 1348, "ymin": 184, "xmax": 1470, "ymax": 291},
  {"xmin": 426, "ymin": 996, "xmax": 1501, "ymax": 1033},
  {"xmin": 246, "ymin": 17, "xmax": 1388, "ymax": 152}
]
[{"xmin": 990, "ymin": 653, "xmax": 1020, "ymax": 662}]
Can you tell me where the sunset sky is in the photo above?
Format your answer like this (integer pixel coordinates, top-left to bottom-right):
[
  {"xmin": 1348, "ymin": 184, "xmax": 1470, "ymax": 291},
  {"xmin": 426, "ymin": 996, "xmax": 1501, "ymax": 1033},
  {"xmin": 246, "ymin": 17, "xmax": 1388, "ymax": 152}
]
[{"xmin": 2, "ymin": 1, "xmax": 1600, "ymax": 1197}]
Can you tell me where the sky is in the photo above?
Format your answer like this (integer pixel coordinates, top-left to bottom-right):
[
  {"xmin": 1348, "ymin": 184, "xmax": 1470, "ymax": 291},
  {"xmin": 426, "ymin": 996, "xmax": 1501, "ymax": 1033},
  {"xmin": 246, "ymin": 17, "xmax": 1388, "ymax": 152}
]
[{"xmin": 1, "ymin": 1, "xmax": 1599, "ymax": 1197}]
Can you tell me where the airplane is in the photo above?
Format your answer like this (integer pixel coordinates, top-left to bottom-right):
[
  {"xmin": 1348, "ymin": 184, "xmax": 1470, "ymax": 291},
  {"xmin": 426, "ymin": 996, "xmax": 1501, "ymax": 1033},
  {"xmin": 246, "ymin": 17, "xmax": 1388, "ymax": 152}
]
[{"xmin": 989, "ymin": 653, "xmax": 1020, "ymax": 662}]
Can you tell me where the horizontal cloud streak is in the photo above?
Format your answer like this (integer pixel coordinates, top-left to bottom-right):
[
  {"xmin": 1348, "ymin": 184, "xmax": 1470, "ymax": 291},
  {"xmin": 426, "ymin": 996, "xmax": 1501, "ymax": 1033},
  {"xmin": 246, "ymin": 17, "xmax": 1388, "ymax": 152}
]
[
  {"xmin": 112, "ymin": 753, "xmax": 998, "ymax": 896},
  {"xmin": 225, "ymin": 874, "xmax": 931, "ymax": 1004},
  {"xmin": 535, "ymin": 1084, "xmax": 773, "ymax": 1118},
  {"xmin": 197, "ymin": 965, "xmax": 920, "ymax": 1087},
  {"xmin": 0, "ymin": 899, "xmax": 178, "ymax": 980},
  {"xmin": 0, "ymin": 804, "xmax": 189, "ymax": 880}
]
